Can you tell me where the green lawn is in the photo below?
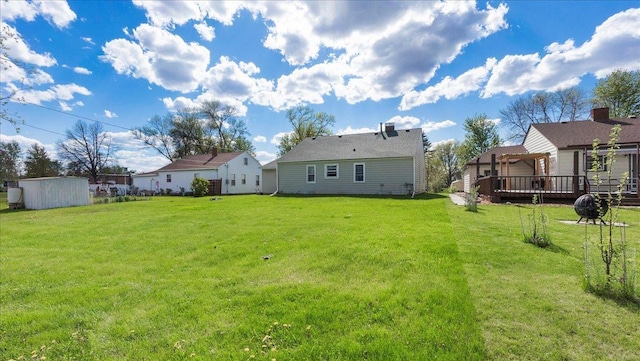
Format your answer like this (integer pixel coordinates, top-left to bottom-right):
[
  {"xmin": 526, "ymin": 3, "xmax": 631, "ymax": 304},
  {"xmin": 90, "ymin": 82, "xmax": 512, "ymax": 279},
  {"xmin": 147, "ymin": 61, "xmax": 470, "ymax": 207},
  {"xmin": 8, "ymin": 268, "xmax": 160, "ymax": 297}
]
[{"xmin": 0, "ymin": 194, "xmax": 638, "ymax": 360}]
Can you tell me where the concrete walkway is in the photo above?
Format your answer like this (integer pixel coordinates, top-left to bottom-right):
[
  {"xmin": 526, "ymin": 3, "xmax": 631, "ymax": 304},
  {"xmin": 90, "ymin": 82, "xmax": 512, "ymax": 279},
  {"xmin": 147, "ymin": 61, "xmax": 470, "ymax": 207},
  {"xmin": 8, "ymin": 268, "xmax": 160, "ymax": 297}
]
[{"xmin": 449, "ymin": 192, "xmax": 466, "ymax": 206}]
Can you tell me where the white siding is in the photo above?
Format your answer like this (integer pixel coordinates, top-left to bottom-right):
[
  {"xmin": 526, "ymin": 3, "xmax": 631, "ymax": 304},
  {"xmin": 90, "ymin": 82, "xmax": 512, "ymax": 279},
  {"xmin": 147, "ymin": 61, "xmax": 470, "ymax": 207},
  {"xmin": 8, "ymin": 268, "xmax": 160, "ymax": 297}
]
[
  {"xmin": 278, "ymin": 157, "xmax": 415, "ymax": 195},
  {"xmin": 19, "ymin": 177, "xmax": 90, "ymax": 210},
  {"xmin": 131, "ymin": 151, "xmax": 262, "ymax": 194},
  {"xmin": 262, "ymin": 169, "xmax": 277, "ymax": 194},
  {"xmin": 523, "ymin": 127, "xmax": 559, "ymax": 175}
]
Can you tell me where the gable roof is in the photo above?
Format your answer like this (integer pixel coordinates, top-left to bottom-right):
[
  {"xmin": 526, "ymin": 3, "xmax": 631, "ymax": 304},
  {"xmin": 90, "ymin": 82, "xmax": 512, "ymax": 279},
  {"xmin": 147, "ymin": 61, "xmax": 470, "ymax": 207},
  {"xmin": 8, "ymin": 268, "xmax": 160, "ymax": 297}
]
[
  {"xmin": 530, "ymin": 117, "xmax": 640, "ymax": 149},
  {"xmin": 466, "ymin": 145, "xmax": 527, "ymax": 166},
  {"xmin": 273, "ymin": 128, "xmax": 423, "ymax": 164},
  {"xmin": 155, "ymin": 151, "xmax": 245, "ymax": 172}
]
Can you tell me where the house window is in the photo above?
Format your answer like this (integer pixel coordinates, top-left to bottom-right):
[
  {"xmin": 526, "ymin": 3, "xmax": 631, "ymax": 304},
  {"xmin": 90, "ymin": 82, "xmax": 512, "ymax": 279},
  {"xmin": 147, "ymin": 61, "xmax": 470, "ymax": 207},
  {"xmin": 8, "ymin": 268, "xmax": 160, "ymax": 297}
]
[
  {"xmin": 166, "ymin": 174, "xmax": 172, "ymax": 183},
  {"xmin": 231, "ymin": 174, "xmax": 236, "ymax": 186},
  {"xmin": 354, "ymin": 163, "xmax": 365, "ymax": 183},
  {"xmin": 256, "ymin": 175, "xmax": 260, "ymax": 186},
  {"xmin": 325, "ymin": 164, "xmax": 338, "ymax": 179},
  {"xmin": 587, "ymin": 155, "xmax": 607, "ymax": 171},
  {"xmin": 307, "ymin": 165, "xmax": 316, "ymax": 183},
  {"xmin": 241, "ymin": 174, "xmax": 246, "ymax": 185},
  {"xmin": 244, "ymin": 157, "xmax": 248, "ymax": 165}
]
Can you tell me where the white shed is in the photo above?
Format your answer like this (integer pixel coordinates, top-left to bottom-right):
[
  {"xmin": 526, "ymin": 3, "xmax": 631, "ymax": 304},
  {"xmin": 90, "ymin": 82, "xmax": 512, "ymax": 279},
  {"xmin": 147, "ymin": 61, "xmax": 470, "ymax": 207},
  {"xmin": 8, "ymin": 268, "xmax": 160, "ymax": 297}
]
[{"xmin": 18, "ymin": 177, "xmax": 90, "ymax": 210}]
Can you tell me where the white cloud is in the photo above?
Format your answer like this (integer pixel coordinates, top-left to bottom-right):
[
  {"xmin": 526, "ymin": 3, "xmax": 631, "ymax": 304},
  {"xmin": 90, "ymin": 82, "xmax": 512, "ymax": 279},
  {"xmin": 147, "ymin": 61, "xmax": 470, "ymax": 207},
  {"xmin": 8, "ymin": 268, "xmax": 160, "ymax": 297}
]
[
  {"xmin": 430, "ymin": 138, "xmax": 457, "ymax": 149},
  {"xmin": 1, "ymin": 22, "xmax": 57, "ymax": 67},
  {"xmin": 194, "ymin": 21, "xmax": 215, "ymax": 41},
  {"xmin": 386, "ymin": 116, "xmax": 421, "ymax": 129},
  {"xmin": 400, "ymin": 58, "xmax": 497, "ymax": 110},
  {"xmin": 81, "ymin": 37, "xmax": 95, "ymax": 45},
  {"xmin": 336, "ymin": 126, "xmax": 377, "ymax": 135},
  {"xmin": 421, "ymin": 120, "xmax": 456, "ymax": 133},
  {"xmin": 74, "ymin": 67, "xmax": 92, "ymax": 75},
  {"xmin": 0, "ymin": 133, "xmax": 43, "ymax": 150},
  {"xmin": 104, "ymin": 110, "xmax": 118, "ymax": 118},
  {"xmin": 483, "ymin": 8, "xmax": 640, "ymax": 97},
  {"xmin": 101, "ymin": 24, "xmax": 210, "ymax": 93},
  {"xmin": 16, "ymin": 83, "xmax": 91, "ymax": 106},
  {"xmin": 255, "ymin": 150, "xmax": 277, "ymax": 165},
  {"xmin": 270, "ymin": 131, "xmax": 291, "ymax": 145},
  {"xmin": 117, "ymin": 2, "xmax": 509, "ymax": 110},
  {"xmin": 253, "ymin": 135, "xmax": 267, "ymax": 143},
  {"xmin": 0, "ymin": 0, "xmax": 76, "ymax": 28}
]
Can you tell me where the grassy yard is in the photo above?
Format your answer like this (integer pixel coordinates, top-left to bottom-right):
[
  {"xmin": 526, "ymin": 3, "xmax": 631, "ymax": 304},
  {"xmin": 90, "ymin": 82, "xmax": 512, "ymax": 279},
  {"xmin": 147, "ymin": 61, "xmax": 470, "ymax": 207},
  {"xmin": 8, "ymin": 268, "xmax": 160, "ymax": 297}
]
[
  {"xmin": 0, "ymin": 194, "xmax": 638, "ymax": 360},
  {"xmin": 1, "ymin": 194, "xmax": 483, "ymax": 360}
]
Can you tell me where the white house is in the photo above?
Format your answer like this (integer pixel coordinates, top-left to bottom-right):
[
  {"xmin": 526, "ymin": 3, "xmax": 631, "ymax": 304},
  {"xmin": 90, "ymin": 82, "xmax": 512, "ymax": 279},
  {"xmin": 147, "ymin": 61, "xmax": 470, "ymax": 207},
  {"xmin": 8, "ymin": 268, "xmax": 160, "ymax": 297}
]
[
  {"xmin": 132, "ymin": 149, "xmax": 262, "ymax": 195},
  {"xmin": 462, "ymin": 108, "xmax": 640, "ymax": 204},
  {"xmin": 263, "ymin": 124, "xmax": 426, "ymax": 196}
]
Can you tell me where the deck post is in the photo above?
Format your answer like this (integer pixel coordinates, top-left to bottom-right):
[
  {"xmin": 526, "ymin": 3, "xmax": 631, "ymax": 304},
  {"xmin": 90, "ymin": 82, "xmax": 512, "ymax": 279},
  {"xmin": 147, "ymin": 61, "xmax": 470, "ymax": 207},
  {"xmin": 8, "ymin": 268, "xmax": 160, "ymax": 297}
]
[{"xmin": 573, "ymin": 151, "xmax": 579, "ymax": 197}]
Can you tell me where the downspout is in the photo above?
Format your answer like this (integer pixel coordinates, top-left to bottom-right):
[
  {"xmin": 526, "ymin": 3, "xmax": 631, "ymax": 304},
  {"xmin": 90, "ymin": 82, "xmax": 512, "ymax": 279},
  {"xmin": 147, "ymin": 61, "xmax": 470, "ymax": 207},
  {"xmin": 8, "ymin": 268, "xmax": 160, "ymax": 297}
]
[
  {"xmin": 269, "ymin": 162, "xmax": 279, "ymax": 196},
  {"xmin": 411, "ymin": 155, "xmax": 416, "ymax": 198}
]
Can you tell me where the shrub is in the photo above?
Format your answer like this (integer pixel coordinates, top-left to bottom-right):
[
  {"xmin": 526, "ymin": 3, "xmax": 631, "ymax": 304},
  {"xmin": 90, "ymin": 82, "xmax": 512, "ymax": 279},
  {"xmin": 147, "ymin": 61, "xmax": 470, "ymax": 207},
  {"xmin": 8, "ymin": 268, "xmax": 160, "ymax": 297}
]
[
  {"xmin": 520, "ymin": 194, "xmax": 551, "ymax": 248},
  {"xmin": 191, "ymin": 177, "xmax": 209, "ymax": 197},
  {"xmin": 465, "ymin": 186, "xmax": 479, "ymax": 212}
]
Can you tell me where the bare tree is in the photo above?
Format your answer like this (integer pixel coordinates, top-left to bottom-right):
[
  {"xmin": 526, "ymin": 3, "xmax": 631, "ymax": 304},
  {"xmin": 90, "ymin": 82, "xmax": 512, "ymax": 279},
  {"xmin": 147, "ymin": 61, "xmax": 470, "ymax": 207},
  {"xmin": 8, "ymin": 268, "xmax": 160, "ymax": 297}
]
[
  {"xmin": 500, "ymin": 87, "xmax": 590, "ymax": 142},
  {"xmin": 57, "ymin": 120, "xmax": 115, "ymax": 183},
  {"xmin": 132, "ymin": 113, "xmax": 176, "ymax": 162}
]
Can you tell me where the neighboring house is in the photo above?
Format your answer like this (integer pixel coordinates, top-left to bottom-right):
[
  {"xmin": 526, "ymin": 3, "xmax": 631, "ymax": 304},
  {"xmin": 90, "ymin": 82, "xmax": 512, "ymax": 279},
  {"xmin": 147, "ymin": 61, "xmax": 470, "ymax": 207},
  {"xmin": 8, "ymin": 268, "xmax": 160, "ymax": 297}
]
[
  {"xmin": 132, "ymin": 149, "xmax": 262, "ymax": 195},
  {"xmin": 461, "ymin": 145, "xmax": 526, "ymax": 193},
  {"xmin": 263, "ymin": 124, "xmax": 426, "ymax": 196},
  {"xmin": 463, "ymin": 108, "xmax": 640, "ymax": 203}
]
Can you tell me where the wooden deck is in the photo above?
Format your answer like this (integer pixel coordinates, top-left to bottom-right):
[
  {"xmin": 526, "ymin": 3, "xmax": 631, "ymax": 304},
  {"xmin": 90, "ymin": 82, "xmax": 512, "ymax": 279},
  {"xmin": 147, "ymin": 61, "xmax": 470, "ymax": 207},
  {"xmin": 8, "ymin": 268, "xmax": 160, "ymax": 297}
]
[{"xmin": 475, "ymin": 175, "xmax": 640, "ymax": 205}]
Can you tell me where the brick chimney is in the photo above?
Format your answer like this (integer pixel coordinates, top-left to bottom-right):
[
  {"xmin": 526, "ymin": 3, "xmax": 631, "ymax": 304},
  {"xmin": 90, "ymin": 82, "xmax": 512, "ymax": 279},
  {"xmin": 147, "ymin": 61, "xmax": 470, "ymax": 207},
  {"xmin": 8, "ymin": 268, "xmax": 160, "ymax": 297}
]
[
  {"xmin": 212, "ymin": 147, "xmax": 218, "ymax": 157},
  {"xmin": 385, "ymin": 122, "xmax": 395, "ymax": 132},
  {"xmin": 591, "ymin": 107, "xmax": 610, "ymax": 122}
]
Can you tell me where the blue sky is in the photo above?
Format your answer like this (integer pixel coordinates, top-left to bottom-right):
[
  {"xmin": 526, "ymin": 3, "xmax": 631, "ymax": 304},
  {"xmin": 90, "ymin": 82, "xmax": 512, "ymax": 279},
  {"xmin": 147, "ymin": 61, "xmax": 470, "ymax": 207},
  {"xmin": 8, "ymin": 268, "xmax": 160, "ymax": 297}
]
[{"xmin": 1, "ymin": 1, "xmax": 639, "ymax": 173}]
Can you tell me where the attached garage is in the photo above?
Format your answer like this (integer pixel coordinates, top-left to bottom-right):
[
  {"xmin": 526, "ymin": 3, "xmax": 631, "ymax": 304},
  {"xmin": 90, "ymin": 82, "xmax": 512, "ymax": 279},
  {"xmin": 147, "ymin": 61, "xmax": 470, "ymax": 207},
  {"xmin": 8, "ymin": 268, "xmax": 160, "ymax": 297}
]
[{"xmin": 18, "ymin": 177, "xmax": 90, "ymax": 210}]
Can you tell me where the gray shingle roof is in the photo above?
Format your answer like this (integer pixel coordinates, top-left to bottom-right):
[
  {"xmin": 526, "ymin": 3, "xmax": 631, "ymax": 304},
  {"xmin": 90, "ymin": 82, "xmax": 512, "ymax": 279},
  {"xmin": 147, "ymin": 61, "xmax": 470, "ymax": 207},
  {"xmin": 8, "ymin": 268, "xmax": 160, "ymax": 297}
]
[
  {"xmin": 531, "ymin": 117, "xmax": 640, "ymax": 148},
  {"xmin": 273, "ymin": 128, "xmax": 423, "ymax": 164}
]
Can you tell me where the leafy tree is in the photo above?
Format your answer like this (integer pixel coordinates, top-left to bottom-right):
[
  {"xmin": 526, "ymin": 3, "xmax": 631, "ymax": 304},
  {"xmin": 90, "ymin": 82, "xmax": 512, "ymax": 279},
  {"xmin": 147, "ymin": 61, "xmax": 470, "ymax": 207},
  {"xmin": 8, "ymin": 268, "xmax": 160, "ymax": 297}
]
[
  {"xmin": 500, "ymin": 87, "xmax": 590, "ymax": 142},
  {"xmin": 592, "ymin": 69, "xmax": 640, "ymax": 117},
  {"xmin": 277, "ymin": 106, "xmax": 335, "ymax": 156},
  {"xmin": 0, "ymin": 140, "xmax": 21, "ymax": 182},
  {"xmin": 57, "ymin": 120, "xmax": 115, "ymax": 183},
  {"xmin": 135, "ymin": 101, "xmax": 254, "ymax": 160},
  {"xmin": 422, "ymin": 133, "xmax": 432, "ymax": 153},
  {"xmin": 24, "ymin": 144, "xmax": 62, "ymax": 178},
  {"xmin": 170, "ymin": 108, "xmax": 212, "ymax": 158},
  {"xmin": 458, "ymin": 113, "xmax": 501, "ymax": 167},
  {"xmin": 200, "ymin": 100, "xmax": 253, "ymax": 153},
  {"xmin": 426, "ymin": 141, "xmax": 460, "ymax": 192},
  {"xmin": 132, "ymin": 113, "xmax": 176, "ymax": 161}
]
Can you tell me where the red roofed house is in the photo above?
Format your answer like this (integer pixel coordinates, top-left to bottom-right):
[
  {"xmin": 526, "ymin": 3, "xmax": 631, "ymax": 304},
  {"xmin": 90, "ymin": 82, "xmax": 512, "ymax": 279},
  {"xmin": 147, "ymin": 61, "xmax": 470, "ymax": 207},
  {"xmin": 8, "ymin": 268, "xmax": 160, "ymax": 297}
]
[
  {"xmin": 132, "ymin": 149, "xmax": 262, "ymax": 195},
  {"xmin": 462, "ymin": 108, "xmax": 640, "ymax": 204}
]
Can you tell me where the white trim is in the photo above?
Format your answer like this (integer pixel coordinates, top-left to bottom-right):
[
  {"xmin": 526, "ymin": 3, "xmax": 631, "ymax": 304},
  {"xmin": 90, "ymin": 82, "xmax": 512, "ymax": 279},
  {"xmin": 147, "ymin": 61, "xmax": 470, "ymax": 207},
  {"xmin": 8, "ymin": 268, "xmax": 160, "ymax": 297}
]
[
  {"xmin": 324, "ymin": 164, "xmax": 339, "ymax": 179},
  {"xmin": 306, "ymin": 164, "xmax": 316, "ymax": 183},
  {"xmin": 353, "ymin": 163, "xmax": 365, "ymax": 183}
]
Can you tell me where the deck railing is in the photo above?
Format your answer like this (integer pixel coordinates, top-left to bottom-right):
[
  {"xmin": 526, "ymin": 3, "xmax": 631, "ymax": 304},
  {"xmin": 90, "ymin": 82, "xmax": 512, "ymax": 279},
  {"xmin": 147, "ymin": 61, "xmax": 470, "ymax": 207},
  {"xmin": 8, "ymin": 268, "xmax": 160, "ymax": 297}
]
[{"xmin": 475, "ymin": 175, "xmax": 590, "ymax": 198}]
